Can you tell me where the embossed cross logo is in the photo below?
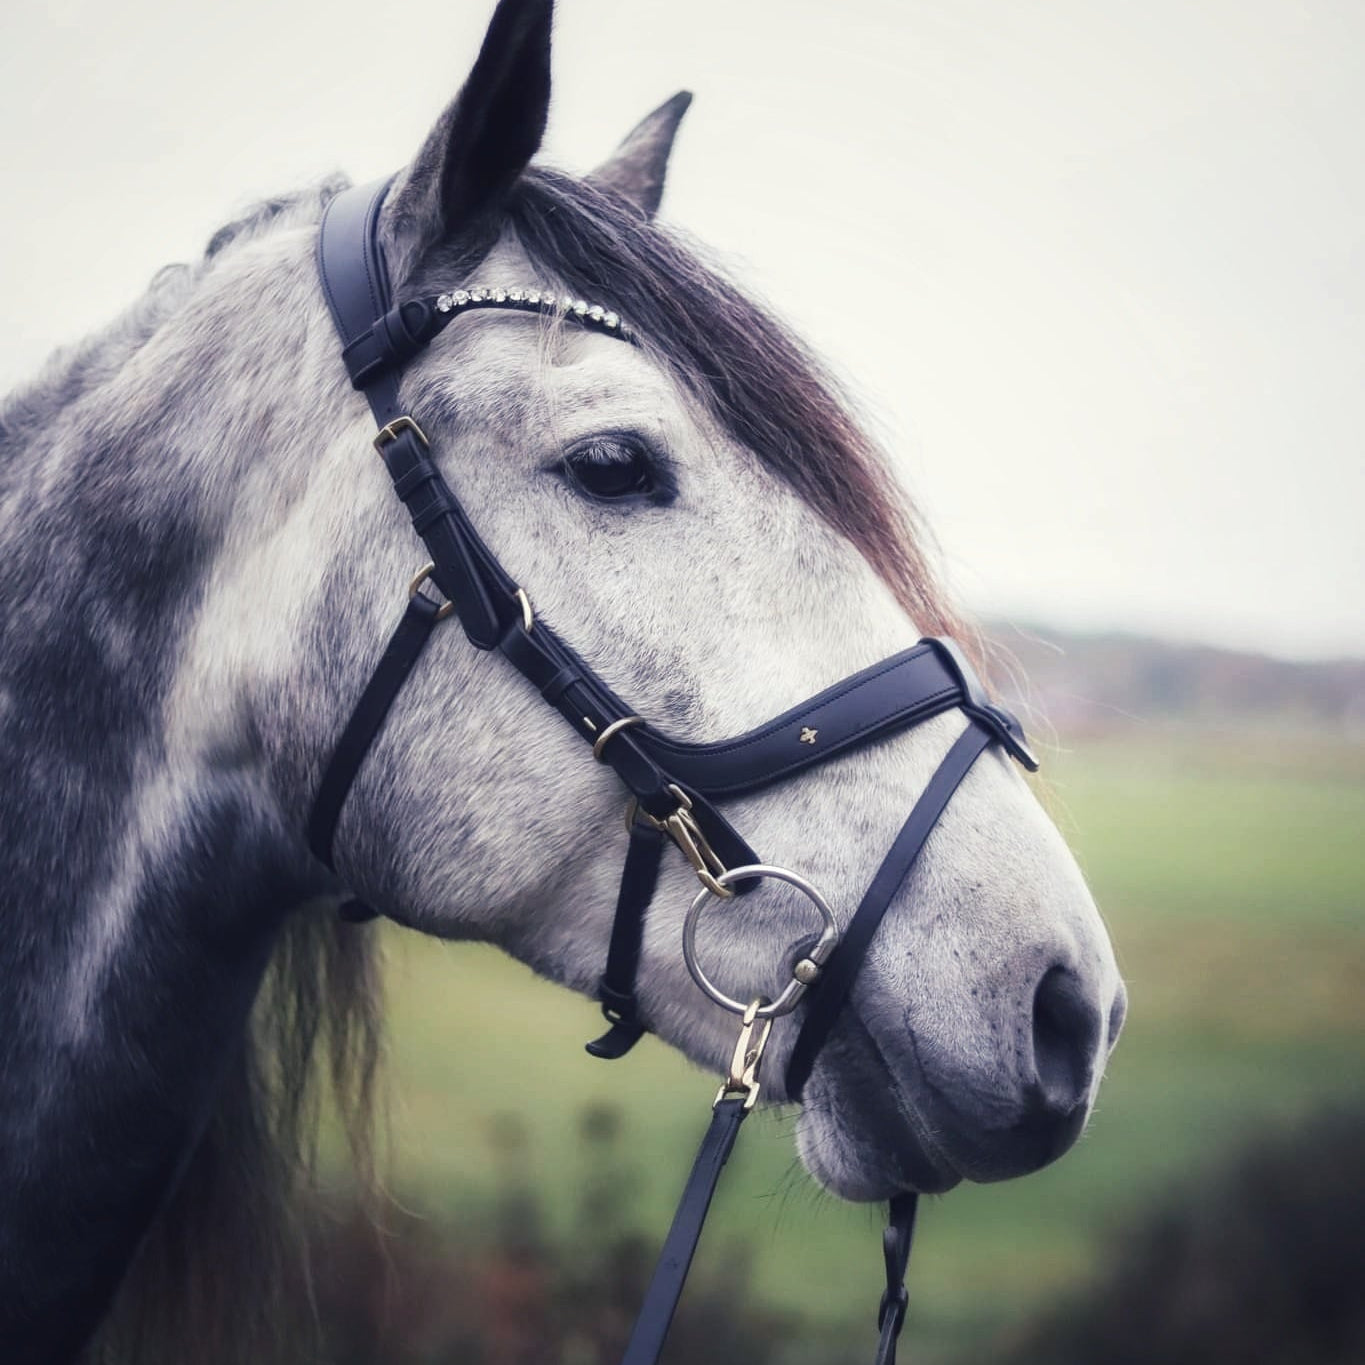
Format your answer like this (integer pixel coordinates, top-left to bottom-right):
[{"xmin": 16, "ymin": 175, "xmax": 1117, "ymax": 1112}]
[{"xmin": 799, "ymin": 727, "xmax": 818, "ymax": 745}]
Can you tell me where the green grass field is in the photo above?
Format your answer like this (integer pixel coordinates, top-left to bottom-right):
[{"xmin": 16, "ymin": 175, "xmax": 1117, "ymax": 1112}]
[{"xmin": 366, "ymin": 726, "xmax": 1365, "ymax": 1362}]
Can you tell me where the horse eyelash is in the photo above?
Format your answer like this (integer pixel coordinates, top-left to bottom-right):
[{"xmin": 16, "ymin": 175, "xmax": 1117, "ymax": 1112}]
[{"xmin": 550, "ymin": 432, "xmax": 679, "ymax": 506}]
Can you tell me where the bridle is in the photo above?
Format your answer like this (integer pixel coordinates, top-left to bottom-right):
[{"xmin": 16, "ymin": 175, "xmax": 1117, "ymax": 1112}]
[{"xmin": 308, "ymin": 177, "xmax": 1040, "ymax": 1365}]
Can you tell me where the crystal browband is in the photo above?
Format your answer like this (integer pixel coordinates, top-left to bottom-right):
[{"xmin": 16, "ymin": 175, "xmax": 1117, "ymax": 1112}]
[{"xmin": 434, "ymin": 286, "xmax": 633, "ymax": 340}]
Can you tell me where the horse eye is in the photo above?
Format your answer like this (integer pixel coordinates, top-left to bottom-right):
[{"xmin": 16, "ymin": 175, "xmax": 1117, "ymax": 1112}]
[{"xmin": 558, "ymin": 437, "xmax": 668, "ymax": 504}]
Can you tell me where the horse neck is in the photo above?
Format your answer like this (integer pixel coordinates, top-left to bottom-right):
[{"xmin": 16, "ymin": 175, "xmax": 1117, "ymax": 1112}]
[
  {"xmin": 0, "ymin": 227, "xmax": 343, "ymax": 1361},
  {"xmin": 0, "ymin": 225, "xmax": 336, "ymax": 965}
]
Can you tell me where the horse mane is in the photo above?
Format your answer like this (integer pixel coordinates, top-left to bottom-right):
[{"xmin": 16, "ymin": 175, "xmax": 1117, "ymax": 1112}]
[
  {"xmin": 0, "ymin": 179, "xmax": 345, "ymax": 458},
  {"xmin": 500, "ymin": 167, "xmax": 967, "ymax": 641},
  {"xmin": 85, "ymin": 163, "xmax": 969, "ymax": 1362},
  {"xmin": 93, "ymin": 910, "xmax": 384, "ymax": 1365}
]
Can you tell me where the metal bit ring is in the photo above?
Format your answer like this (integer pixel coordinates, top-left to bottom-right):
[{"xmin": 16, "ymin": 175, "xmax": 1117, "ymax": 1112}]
[{"xmin": 682, "ymin": 865, "xmax": 840, "ymax": 1019}]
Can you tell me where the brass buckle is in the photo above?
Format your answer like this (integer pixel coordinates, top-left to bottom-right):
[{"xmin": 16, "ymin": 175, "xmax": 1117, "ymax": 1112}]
[
  {"xmin": 715, "ymin": 999, "xmax": 773, "ymax": 1111},
  {"xmin": 407, "ymin": 562, "xmax": 455, "ymax": 621},
  {"xmin": 374, "ymin": 415, "xmax": 429, "ymax": 453},
  {"xmin": 631, "ymin": 785, "xmax": 733, "ymax": 899}
]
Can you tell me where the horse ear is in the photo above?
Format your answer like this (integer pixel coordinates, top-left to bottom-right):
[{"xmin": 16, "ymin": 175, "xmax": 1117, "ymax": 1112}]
[
  {"xmin": 381, "ymin": 0, "xmax": 553, "ymax": 278},
  {"xmin": 588, "ymin": 91, "xmax": 692, "ymax": 219}
]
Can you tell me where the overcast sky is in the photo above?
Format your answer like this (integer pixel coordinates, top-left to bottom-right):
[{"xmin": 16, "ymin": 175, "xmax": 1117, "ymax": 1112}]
[{"xmin": 2, "ymin": 0, "xmax": 1360, "ymax": 660}]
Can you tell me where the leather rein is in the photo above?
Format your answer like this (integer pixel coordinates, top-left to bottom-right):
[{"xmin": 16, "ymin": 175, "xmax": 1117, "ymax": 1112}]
[{"xmin": 308, "ymin": 177, "xmax": 1039, "ymax": 1365}]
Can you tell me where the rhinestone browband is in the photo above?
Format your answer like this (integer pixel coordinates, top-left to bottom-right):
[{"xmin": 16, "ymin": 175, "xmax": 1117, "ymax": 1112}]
[{"xmin": 434, "ymin": 286, "xmax": 633, "ymax": 341}]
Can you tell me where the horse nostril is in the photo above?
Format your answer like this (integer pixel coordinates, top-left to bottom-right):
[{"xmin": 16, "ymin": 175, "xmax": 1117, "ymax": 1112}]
[{"xmin": 1031, "ymin": 965, "xmax": 1101, "ymax": 1116}]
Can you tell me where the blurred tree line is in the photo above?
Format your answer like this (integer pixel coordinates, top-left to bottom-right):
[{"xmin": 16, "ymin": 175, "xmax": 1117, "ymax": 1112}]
[
  {"xmin": 297, "ymin": 1102, "xmax": 1365, "ymax": 1365},
  {"xmin": 989, "ymin": 623, "xmax": 1365, "ymax": 736}
]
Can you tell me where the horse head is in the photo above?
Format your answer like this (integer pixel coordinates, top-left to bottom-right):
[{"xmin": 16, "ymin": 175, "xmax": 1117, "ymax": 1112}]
[{"xmin": 273, "ymin": 0, "xmax": 1126, "ymax": 1198}]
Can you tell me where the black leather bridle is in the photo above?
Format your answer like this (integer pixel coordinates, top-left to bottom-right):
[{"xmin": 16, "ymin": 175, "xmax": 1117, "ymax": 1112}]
[{"xmin": 309, "ymin": 177, "xmax": 1039, "ymax": 1365}]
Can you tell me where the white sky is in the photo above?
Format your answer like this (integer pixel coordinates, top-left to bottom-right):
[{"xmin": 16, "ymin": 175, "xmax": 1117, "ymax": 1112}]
[{"xmin": 2, "ymin": 0, "xmax": 1361, "ymax": 660}]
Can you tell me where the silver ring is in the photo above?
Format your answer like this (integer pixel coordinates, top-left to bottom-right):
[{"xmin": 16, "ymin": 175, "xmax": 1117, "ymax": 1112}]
[{"xmin": 682, "ymin": 864, "xmax": 840, "ymax": 1019}]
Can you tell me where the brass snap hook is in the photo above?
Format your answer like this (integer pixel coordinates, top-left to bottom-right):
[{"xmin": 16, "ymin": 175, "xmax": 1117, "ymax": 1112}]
[
  {"xmin": 663, "ymin": 801, "xmax": 732, "ymax": 899},
  {"xmin": 715, "ymin": 999, "xmax": 774, "ymax": 1110},
  {"xmin": 624, "ymin": 785, "xmax": 733, "ymax": 900}
]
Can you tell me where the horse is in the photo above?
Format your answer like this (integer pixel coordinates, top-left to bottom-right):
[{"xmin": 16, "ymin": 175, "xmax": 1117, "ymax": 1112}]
[{"xmin": 0, "ymin": 0, "xmax": 1126, "ymax": 1359}]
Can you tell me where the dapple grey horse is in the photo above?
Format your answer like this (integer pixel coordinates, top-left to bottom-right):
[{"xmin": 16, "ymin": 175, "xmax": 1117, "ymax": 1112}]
[{"xmin": 0, "ymin": 0, "xmax": 1124, "ymax": 1359}]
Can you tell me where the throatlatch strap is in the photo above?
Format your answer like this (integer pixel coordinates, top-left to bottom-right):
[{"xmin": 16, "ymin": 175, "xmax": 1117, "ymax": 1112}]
[
  {"xmin": 620, "ymin": 1096, "xmax": 750, "ymax": 1365},
  {"xmin": 875, "ymin": 1194, "xmax": 919, "ymax": 1365},
  {"xmin": 308, "ymin": 593, "xmax": 444, "ymax": 869},
  {"xmin": 586, "ymin": 820, "xmax": 665, "ymax": 1059},
  {"xmin": 785, "ymin": 720, "xmax": 994, "ymax": 1099}
]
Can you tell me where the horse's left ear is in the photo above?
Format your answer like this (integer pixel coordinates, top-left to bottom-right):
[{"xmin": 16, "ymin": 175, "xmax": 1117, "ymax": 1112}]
[
  {"xmin": 381, "ymin": 0, "xmax": 554, "ymax": 280},
  {"xmin": 588, "ymin": 91, "xmax": 693, "ymax": 219}
]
